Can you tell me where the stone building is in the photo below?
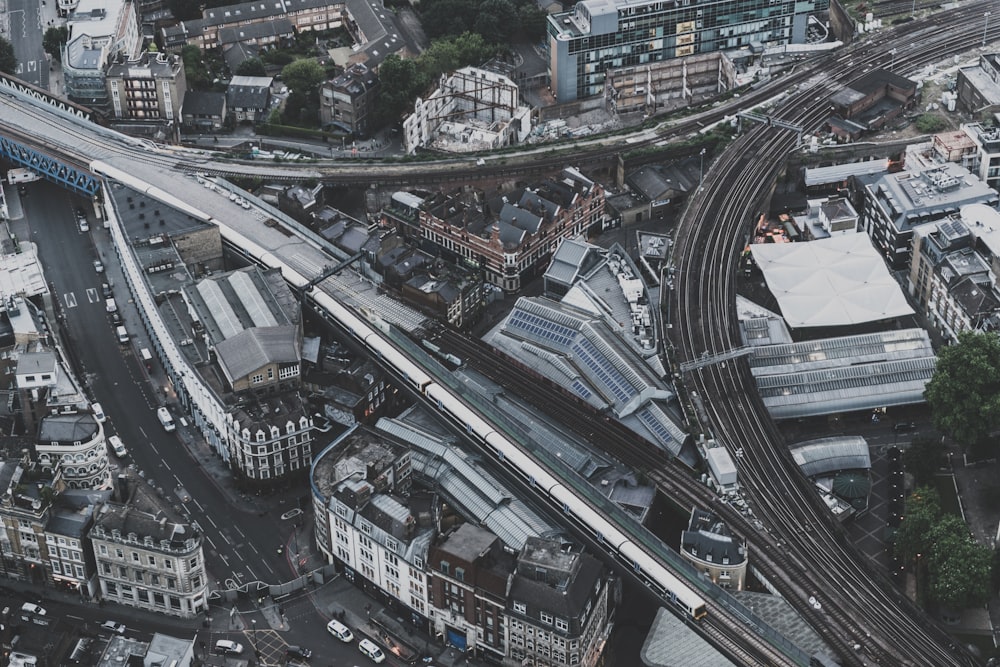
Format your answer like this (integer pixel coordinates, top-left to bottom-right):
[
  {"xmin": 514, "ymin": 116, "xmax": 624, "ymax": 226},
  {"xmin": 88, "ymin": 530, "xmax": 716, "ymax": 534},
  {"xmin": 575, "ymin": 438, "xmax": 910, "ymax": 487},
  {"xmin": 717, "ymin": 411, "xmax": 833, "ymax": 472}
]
[{"xmin": 89, "ymin": 478, "xmax": 208, "ymax": 617}]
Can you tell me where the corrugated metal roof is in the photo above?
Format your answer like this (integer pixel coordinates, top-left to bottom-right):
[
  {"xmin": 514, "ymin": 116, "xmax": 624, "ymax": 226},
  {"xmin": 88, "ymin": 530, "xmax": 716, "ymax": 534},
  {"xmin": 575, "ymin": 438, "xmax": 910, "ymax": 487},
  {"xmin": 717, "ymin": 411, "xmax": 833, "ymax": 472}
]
[{"xmin": 790, "ymin": 436, "xmax": 871, "ymax": 477}]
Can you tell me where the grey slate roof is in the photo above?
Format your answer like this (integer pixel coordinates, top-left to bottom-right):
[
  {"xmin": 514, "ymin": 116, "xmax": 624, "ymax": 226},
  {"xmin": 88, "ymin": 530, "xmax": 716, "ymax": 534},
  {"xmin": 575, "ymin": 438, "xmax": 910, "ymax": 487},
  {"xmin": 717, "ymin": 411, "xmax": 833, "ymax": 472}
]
[
  {"xmin": 509, "ymin": 541, "xmax": 603, "ymax": 618},
  {"xmin": 215, "ymin": 326, "xmax": 301, "ymax": 381},
  {"xmin": 38, "ymin": 413, "xmax": 100, "ymax": 444},
  {"xmin": 218, "ymin": 18, "xmax": 293, "ymax": 44},
  {"xmin": 182, "ymin": 91, "xmax": 226, "ymax": 117}
]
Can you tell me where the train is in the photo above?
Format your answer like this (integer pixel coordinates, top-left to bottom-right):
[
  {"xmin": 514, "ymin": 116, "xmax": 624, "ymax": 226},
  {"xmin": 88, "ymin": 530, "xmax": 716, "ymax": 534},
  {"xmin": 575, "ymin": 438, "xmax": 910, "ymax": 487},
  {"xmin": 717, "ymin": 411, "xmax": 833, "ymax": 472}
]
[{"xmin": 90, "ymin": 164, "xmax": 710, "ymax": 623}]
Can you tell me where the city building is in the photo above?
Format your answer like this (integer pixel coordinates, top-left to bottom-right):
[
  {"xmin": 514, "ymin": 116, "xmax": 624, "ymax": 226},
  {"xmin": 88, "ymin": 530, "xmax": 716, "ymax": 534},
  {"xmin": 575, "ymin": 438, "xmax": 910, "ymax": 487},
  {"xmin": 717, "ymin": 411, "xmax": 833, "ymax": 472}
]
[
  {"xmin": 381, "ymin": 168, "xmax": 605, "ymax": 293},
  {"xmin": 61, "ymin": 0, "xmax": 142, "ymax": 110},
  {"xmin": 226, "ymin": 75, "xmax": 272, "ymax": 124},
  {"xmin": 14, "ymin": 344, "xmax": 90, "ymax": 437},
  {"xmin": 828, "ymin": 69, "xmax": 917, "ymax": 133},
  {"xmin": 217, "ymin": 18, "xmax": 294, "ymax": 51},
  {"xmin": 36, "ymin": 412, "xmax": 114, "ymax": 490},
  {"xmin": 320, "ymin": 64, "xmax": 381, "ymax": 137},
  {"xmin": 859, "ymin": 159, "xmax": 999, "ymax": 270},
  {"xmin": 545, "ymin": 0, "xmax": 827, "ymax": 101},
  {"xmin": 402, "ymin": 67, "xmax": 531, "ymax": 154},
  {"xmin": 427, "ymin": 523, "xmax": 511, "ymax": 660},
  {"xmin": 957, "ymin": 122, "xmax": 1000, "ymax": 190},
  {"xmin": 908, "ymin": 209, "xmax": 1000, "ymax": 343},
  {"xmin": 955, "ymin": 53, "xmax": 1000, "ymax": 115},
  {"xmin": 0, "ymin": 454, "xmax": 64, "ymax": 584},
  {"xmin": 161, "ymin": 0, "xmax": 344, "ymax": 50},
  {"xmin": 506, "ymin": 536, "xmax": 616, "ymax": 667},
  {"xmin": 44, "ymin": 503, "xmax": 97, "ymax": 596},
  {"xmin": 180, "ymin": 91, "xmax": 227, "ymax": 131},
  {"xmin": 679, "ymin": 508, "xmax": 747, "ymax": 590},
  {"xmin": 89, "ymin": 477, "xmax": 208, "ymax": 618},
  {"xmin": 105, "ymin": 50, "xmax": 186, "ymax": 123}
]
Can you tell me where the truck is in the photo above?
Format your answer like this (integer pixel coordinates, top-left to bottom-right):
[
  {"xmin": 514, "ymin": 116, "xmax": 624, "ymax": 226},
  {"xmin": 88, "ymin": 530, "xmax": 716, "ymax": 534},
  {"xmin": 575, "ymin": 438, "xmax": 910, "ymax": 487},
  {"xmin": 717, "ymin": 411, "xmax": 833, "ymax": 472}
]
[
  {"xmin": 6, "ymin": 168, "xmax": 40, "ymax": 184},
  {"xmin": 156, "ymin": 406, "xmax": 175, "ymax": 432}
]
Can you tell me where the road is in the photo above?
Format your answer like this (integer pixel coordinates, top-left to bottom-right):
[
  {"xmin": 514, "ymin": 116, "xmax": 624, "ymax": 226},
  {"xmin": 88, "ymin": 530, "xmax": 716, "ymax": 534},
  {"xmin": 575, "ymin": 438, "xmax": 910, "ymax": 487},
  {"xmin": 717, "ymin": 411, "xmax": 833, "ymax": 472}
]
[
  {"xmin": 5, "ymin": 0, "xmax": 48, "ymax": 89},
  {"xmin": 14, "ymin": 180, "xmax": 380, "ymax": 664}
]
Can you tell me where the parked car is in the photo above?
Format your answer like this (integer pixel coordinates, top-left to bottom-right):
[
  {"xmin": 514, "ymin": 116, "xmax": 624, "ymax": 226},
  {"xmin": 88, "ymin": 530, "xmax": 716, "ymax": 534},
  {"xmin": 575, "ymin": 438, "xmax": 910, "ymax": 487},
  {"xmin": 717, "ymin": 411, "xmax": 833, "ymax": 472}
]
[
  {"xmin": 92, "ymin": 402, "xmax": 106, "ymax": 423},
  {"xmin": 286, "ymin": 645, "xmax": 312, "ymax": 660},
  {"xmin": 894, "ymin": 422, "xmax": 916, "ymax": 433},
  {"xmin": 20, "ymin": 602, "xmax": 45, "ymax": 616},
  {"xmin": 108, "ymin": 435, "xmax": 127, "ymax": 458},
  {"xmin": 100, "ymin": 620, "xmax": 126, "ymax": 634},
  {"xmin": 214, "ymin": 639, "xmax": 244, "ymax": 655},
  {"xmin": 101, "ymin": 283, "xmax": 113, "ymax": 298},
  {"xmin": 326, "ymin": 619, "xmax": 354, "ymax": 643},
  {"xmin": 93, "ymin": 259, "xmax": 104, "ymax": 273},
  {"xmin": 358, "ymin": 639, "xmax": 386, "ymax": 664},
  {"xmin": 78, "ymin": 217, "xmax": 89, "ymax": 232}
]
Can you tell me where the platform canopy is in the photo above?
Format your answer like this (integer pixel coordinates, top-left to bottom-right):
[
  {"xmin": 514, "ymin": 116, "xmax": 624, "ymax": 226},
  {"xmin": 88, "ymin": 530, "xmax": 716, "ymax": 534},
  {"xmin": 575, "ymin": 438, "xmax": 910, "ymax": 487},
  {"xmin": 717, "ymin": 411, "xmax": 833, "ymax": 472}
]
[{"xmin": 749, "ymin": 234, "xmax": 914, "ymax": 328}]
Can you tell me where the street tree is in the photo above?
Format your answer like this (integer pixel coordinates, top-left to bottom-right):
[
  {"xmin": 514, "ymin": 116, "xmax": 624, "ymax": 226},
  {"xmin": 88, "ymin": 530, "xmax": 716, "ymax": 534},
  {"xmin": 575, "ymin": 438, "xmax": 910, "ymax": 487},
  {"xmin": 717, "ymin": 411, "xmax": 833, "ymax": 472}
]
[
  {"xmin": 236, "ymin": 57, "xmax": 266, "ymax": 77},
  {"xmin": 892, "ymin": 486, "xmax": 940, "ymax": 565},
  {"xmin": 925, "ymin": 514, "xmax": 992, "ymax": 610},
  {"xmin": 902, "ymin": 436, "xmax": 945, "ymax": 487},
  {"xmin": 43, "ymin": 26, "xmax": 69, "ymax": 63},
  {"xmin": 924, "ymin": 331, "xmax": 1000, "ymax": 452},
  {"xmin": 0, "ymin": 37, "xmax": 16, "ymax": 75}
]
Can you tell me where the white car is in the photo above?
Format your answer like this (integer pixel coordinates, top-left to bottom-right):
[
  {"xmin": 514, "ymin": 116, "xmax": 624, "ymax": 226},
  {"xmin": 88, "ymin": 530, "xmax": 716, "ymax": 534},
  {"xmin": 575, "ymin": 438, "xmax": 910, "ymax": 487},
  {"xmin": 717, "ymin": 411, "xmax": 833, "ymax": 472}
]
[
  {"xmin": 326, "ymin": 618, "xmax": 354, "ymax": 642},
  {"xmin": 108, "ymin": 435, "xmax": 127, "ymax": 458},
  {"xmin": 92, "ymin": 402, "xmax": 106, "ymax": 423},
  {"xmin": 358, "ymin": 638, "xmax": 385, "ymax": 663},
  {"xmin": 93, "ymin": 259, "xmax": 104, "ymax": 273},
  {"xmin": 20, "ymin": 602, "xmax": 45, "ymax": 616},
  {"xmin": 100, "ymin": 620, "xmax": 126, "ymax": 634},
  {"xmin": 78, "ymin": 218, "xmax": 89, "ymax": 232},
  {"xmin": 214, "ymin": 640, "xmax": 244, "ymax": 655}
]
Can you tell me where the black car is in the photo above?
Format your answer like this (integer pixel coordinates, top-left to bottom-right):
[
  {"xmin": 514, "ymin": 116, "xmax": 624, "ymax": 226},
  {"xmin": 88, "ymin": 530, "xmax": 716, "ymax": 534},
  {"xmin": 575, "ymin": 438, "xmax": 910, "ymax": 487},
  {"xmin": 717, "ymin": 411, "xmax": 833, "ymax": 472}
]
[
  {"xmin": 75, "ymin": 206, "xmax": 86, "ymax": 219},
  {"xmin": 893, "ymin": 422, "xmax": 916, "ymax": 433},
  {"xmin": 286, "ymin": 645, "xmax": 312, "ymax": 660}
]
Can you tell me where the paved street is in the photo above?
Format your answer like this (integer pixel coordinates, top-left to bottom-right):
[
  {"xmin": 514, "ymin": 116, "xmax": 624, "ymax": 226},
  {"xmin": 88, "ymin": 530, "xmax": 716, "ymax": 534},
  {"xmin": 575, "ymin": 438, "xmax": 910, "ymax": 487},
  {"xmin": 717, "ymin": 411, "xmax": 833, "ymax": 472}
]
[{"xmin": 5, "ymin": 0, "xmax": 51, "ymax": 89}]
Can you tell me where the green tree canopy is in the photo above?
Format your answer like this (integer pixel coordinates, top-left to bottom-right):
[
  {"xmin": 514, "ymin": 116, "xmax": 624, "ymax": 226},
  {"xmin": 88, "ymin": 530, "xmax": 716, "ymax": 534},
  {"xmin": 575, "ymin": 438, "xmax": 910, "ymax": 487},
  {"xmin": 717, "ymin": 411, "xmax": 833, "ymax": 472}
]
[
  {"xmin": 924, "ymin": 331, "xmax": 1000, "ymax": 450},
  {"xmin": 236, "ymin": 57, "xmax": 266, "ymax": 77},
  {"xmin": 902, "ymin": 437, "xmax": 945, "ymax": 487},
  {"xmin": 43, "ymin": 26, "xmax": 69, "ymax": 63},
  {"xmin": 0, "ymin": 37, "xmax": 16, "ymax": 75},
  {"xmin": 473, "ymin": 0, "xmax": 520, "ymax": 44},
  {"xmin": 181, "ymin": 45, "xmax": 211, "ymax": 90},
  {"xmin": 518, "ymin": 3, "xmax": 549, "ymax": 42},
  {"xmin": 421, "ymin": 0, "xmax": 478, "ymax": 39},
  {"xmin": 280, "ymin": 58, "xmax": 326, "ymax": 99},
  {"xmin": 925, "ymin": 515, "xmax": 993, "ymax": 609},
  {"xmin": 893, "ymin": 486, "xmax": 940, "ymax": 565}
]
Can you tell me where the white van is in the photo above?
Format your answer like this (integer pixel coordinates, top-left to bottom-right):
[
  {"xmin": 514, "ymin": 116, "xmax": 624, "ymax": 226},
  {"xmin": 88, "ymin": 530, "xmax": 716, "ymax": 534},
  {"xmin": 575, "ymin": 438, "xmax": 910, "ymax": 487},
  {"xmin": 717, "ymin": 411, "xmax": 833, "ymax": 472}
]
[
  {"xmin": 108, "ymin": 435, "xmax": 127, "ymax": 458},
  {"xmin": 92, "ymin": 402, "xmax": 106, "ymax": 423},
  {"xmin": 358, "ymin": 639, "xmax": 385, "ymax": 663},
  {"xmin": 326, "ymin": 619, "xmax": 354, "ymax": 642},
  {"xmin": 157, "ymin": 406, "xmax": 176, "ymax": 432},
  {"xmin": 116, "ymin": 326, "xmax": 129, "ymax": 344}
]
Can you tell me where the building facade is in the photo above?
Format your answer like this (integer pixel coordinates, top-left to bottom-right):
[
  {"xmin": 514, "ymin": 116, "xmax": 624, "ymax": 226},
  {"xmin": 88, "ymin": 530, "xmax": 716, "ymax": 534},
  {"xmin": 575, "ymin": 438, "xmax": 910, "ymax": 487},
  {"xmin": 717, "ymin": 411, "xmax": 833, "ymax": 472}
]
[
  {"xmin": 36, "ymin": 413, "xmax": 114, "ymax": 490},
  {"xmin": 162, "ymin": 0, "xmax": 344, "ymax": 50},
  {"xmin": 61, "ymin": 0, "xmax": 142, "ymax": 110},
  {"xmin": 506, "ymin": 537, "xmax": 616, "ymax": 667},
  {"xmin": 105, "ymin": 50, "xmax": 187, "ymax": 122},
  {"xmin": 679, "ymin": 507, "xmax": 747, "ymax": 590},
  {"xmin": 0, "ymin": 457, "xmax": 62, "ymax": 584},
  {"xmin": 89, "ymin": 483, "xmax": 208, "ymax": 618},
  {"xmin": 320, "ymin": 64, "xmax": 381, "ymax": 137},
  {"xmin": 382, "ymin": 168, "xmax": 605, "ymax": 293},
  {"xmin": 546, "ymin": 0, "xmax": 827, "ymax": 101}
]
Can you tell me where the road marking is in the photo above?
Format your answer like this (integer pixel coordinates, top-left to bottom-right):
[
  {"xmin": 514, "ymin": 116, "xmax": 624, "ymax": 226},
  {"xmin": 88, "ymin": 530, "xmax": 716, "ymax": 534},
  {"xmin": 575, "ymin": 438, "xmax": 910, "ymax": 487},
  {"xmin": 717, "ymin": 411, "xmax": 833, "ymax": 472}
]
[
  {"xmin": 234, "ymin": 525, "xmax": 245, "ymax": 539},
  {"xmin": 205, "ymin": 514, "xmax": 217, "ymax": 528},
  {"xmin": 221, "ymin": 533, "xmax": 232, "ymax": 545},
  {"xmin": 161, "ymin": 460, "xmax": 171, "ymax": 471},
  {"xmin": 63, "ymin": 292, "xmax": 77, "ymax": 308},
  {"xmin": 246, "ymin": 566, "xmax": 257, "ymax": 581},
  {"xmin": 192, "ymin": 497, "xmax": 204, "ymax": 512},
  {"xmin": 86, "ymin": 287, "xmax": 99, "ymax": 303},
  {"xmin": 148, "ymin": 442, "xmax": 159, "ymax": 454},
  {"xmin": 205, "ymin": 535, "xmax": 216, "ymax": 549}
]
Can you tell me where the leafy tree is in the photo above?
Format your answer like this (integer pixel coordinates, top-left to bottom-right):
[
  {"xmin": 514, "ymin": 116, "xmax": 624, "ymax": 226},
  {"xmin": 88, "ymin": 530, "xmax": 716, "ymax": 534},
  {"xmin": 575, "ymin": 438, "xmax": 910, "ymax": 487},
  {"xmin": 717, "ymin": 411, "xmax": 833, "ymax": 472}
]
[
  {"xmin": 280, "ymin": 59, "xmax": 325, "ymax": 99},
  {"xmin": 893, "ymin": 486, "xmax": 940, "ymax": 565},
  {"xmin": 167, "ymin": 0, "xmax": 203, "ymax": 21},
  {"xmin": 902, "ymin": 437, "xmax": 944, "ymax": 487},
  {"xmin": 924, "ymin": 331, "xmax": 1000, "ymax": 450},
  {"xmin": 43, "ymin": 26, "xmax": 69, "ymax": 63},
  {"xmin": 236, "ymin": 57, "xmax": 266, "ymax": 77},
  {"xmin": 519, "ymin": 4, "xmax": 549, "ymax": 42},
  {"xmin": 0, "ymin": 37, "xmax": 16, "ymax": 75},
  {"xmin": 914, "ymin": 113, "xmax": 948, "ymax": 133},
  {"xmin": 925, "ymin": 515, "xmax": 993, "ymax": 609},
  {"xmin": 181, "ymin": 45, "xmax": 211, "ymax": 90},
  {"xmin": 421, "ymin": 0, "xmax": 477, "ymax": 39},
  {"xmin": 263, "ymin": 50, "xmax": 295, "ymax": 67},
  {"xmin": 474, "ymin": 0, "xmax": 520, "ymax": 43}
]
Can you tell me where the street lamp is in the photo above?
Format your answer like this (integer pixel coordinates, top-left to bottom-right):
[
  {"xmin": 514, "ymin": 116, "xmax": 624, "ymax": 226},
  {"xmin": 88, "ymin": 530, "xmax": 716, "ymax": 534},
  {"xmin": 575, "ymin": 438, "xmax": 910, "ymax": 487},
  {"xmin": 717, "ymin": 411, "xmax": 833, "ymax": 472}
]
[
  {"xmin": 699, "ymin": 148, "xmax": 706, "ymax": 189},
  {"xmin": 985, "ymin": 12, "xmax": 991, "ymax": 48}
]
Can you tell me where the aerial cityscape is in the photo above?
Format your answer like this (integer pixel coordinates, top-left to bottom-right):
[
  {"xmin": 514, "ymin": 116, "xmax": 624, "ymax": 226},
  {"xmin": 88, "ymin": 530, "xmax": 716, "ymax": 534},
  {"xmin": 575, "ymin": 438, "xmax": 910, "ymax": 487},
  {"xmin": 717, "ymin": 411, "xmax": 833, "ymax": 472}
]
[{"xmin": 0, "ymin": 0, "xmax": 997, "ymax": 665}]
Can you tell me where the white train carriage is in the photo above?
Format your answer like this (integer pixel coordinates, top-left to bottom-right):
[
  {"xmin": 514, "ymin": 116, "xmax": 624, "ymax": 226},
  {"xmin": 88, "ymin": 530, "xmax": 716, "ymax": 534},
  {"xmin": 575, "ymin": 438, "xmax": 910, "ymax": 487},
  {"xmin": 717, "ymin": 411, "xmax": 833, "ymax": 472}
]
[
  {"xmin": 619, "ymin": 539, "xmax": 707, "ymax": 619},
  {"xmin": 363, "ymin": 331, "xmax": 433, "ymax": 391},
  {"xmin": 425, "ymin": 383, "xmax": 500, "ymax": 440}
]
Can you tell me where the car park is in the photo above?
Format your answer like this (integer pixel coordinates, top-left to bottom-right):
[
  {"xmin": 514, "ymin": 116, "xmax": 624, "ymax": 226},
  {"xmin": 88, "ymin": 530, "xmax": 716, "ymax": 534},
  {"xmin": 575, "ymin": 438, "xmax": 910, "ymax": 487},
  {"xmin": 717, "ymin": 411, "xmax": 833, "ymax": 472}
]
[
  {"xmin": 285, "ymin": 645, "xmax": 312, "ymax": 660},
  {"xmin": 100, "ymin": 620, "xmax": 126, "ymax": 634},
  {"xmin": 358, "ymin": 639, "xmax": 386, "ymax": 663},
  {"xmin": 108, "ymin": 435, "xmax": 127, "ymax": 458},
  {"xmin": 326, "ymin": 618, "xmax": 354, "ymax": 643},
  {"xmin": 214, "ymin": 640, "xmax": 244, "ymax": 655}
]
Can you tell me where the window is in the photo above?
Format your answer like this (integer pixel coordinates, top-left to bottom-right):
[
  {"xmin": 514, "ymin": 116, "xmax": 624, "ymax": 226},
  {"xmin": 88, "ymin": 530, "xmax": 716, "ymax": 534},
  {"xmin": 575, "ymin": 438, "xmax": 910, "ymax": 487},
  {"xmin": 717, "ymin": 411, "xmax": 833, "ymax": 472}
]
[
  {"xmin": 252, "ymin": 373, "xmax": 264, "ymax": 384},
  {"xmin": 132, "ymin": 552, "xmax": 140, "ymax": 562},
  {"xmin": 455, "ymin": 567, "xmax": 464, "ymax": 582},
  {"xmin": 148, "ymin": 555, "xmax": 156, "ymax": 566},
  {"xmin": 190, "ymin": 557, "xmax": 199, "ymax": 569},
  {"xmin": 513, "ymin": 601, "xmax": 526, "ymax": 614},
  {"xmin": 440, "ymin": 561, "xmax": 450, "ymax": 575},
  {"xmin": 555, "ymin": 617, "xmax": 569, "ymax": 632}
]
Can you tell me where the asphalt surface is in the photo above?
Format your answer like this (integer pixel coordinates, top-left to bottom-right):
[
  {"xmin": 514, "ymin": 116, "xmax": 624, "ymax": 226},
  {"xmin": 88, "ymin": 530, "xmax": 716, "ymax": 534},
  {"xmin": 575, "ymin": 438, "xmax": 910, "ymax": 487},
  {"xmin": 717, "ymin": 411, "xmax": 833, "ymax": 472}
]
[{"xmin": 5, "ymin": 0, "xmax": 50, "ymax": 89}]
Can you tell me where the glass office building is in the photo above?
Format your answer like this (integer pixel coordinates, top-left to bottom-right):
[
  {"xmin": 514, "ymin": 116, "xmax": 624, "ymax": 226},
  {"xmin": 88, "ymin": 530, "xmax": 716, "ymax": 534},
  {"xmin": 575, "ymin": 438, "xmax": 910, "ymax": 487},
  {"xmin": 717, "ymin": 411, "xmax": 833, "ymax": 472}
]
[{"xmin": 547, "ymin": 0, "xmax": 828, "ymax": 101}]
